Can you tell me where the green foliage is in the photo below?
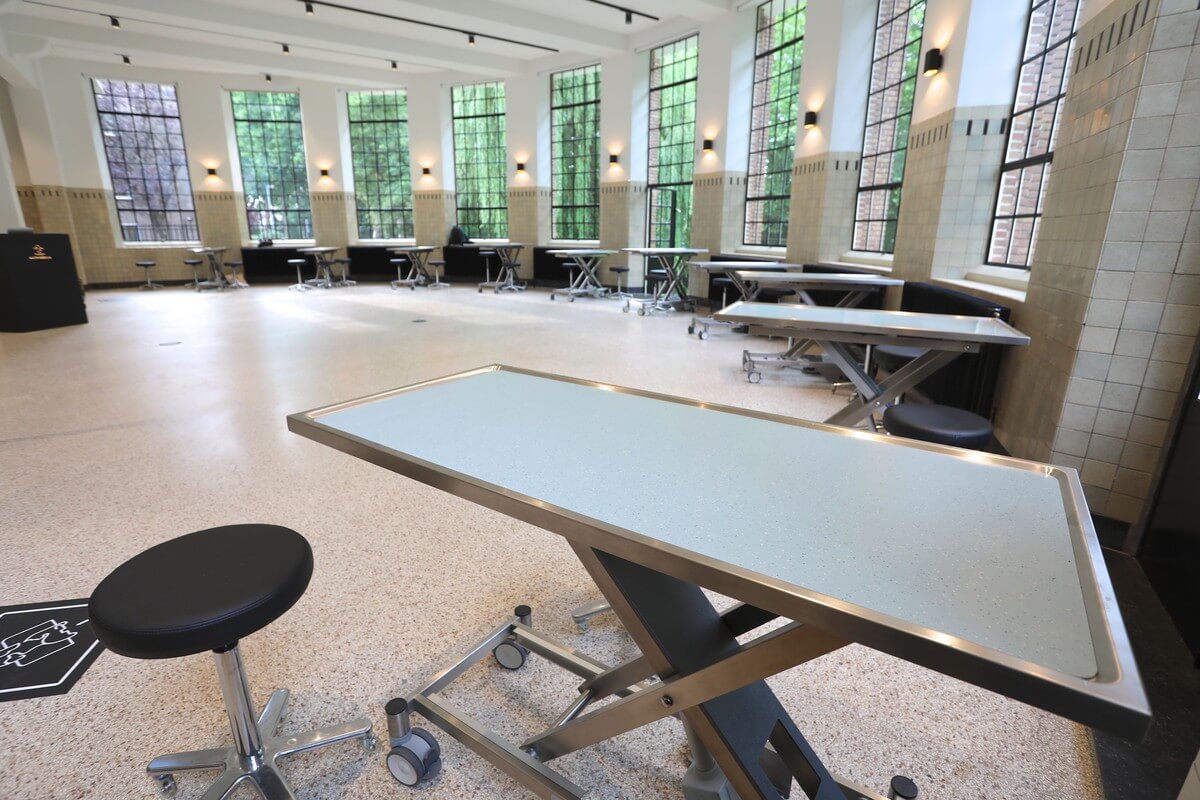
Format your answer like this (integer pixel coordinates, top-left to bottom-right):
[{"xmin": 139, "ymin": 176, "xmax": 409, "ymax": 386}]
[
  {"xmin": 348, "ymin": 91, "xmax": 414, "ymax": 239},
  {"xmin": 231, "ymin": 91, "xmax": 311, "ymax": 240},
  {"xmin": 551, "ymin": 65, "xmax": 600, "ymax": 240},
  {"xmin": 452, "ymin": 82, "xmax": 508, "ymax": 239},
  {"xmin": 648, "ymin": 35, "xmax": 699, "ymax": 248}
]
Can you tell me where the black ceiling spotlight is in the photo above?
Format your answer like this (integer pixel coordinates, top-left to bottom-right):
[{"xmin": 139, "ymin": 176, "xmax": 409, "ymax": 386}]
[
  {"xmin": 390, "ymin": 60, "xmax": 398, "ymax": 70},
  {"xmin": 305, "ymin": 2, "xmax": 314, "ymax": 14},
  {"xmin": 282, "ymin": 43, "xmax": 290, "ymax": 54},
  {"xmin": 923, "ymin": 47, "xmax": 943, "ymax": 77},
  {"xmin": 295, "ymin": 1, "xmax": 558, "ymax": 52},
  {"xmin": 121, "ymin": 54, "xmax": 131, "ymax": 64},
  {"xmin": 803, "ymin": 110, "xmax": 818, "ymax": 129},
  {"xmin": 109, "ymin": 15, "xmax": 120, "ymax": 28},
  {"xmin": 581, "ymin": 0, "xmax": 658, "ymax": 24},
  {"xmin": 265, "ymin": 73, "xmax": 273, "ymax": 82}
]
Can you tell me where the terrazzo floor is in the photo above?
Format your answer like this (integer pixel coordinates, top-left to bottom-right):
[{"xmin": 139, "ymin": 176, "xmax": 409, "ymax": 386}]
[{"xmin": 0, "ymin": 284, "xmax": 1102, "ymax": 800}]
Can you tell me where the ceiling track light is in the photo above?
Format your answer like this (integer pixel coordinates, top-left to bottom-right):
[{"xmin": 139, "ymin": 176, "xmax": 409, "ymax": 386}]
[
  {"xmin": 282, "ymin": 43, "xmax": 290, "ymax": 54},
  {"xmin": 305, "ymin": 2, "xmax": 314, "ymax": 14},
  {"xmin": 121, "ymin": 54, "xmax": 130, "ymax": 64},
  {"xmin": 390, "ymin": 60, "xmax": 398, "ymax": 70},
  {"xmin": 581, "ymin": 0, "xmax": 658, "ymax": 24},
  {"xmin": 265, "ymin": 73, "xmax": 273, "ymax": 82},
  {"xmin": 294, "ymin": 1, "xmax": 558, "ymax": 52},
  {"xmin": 109, "ymin": 15, "xmax": 120, "ymax": 28}
]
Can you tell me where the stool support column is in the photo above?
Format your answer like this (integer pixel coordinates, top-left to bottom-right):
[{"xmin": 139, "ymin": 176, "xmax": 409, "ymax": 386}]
[{"xmin": 213, "ymin": 645, "xmax": 264, "ymax": 758}]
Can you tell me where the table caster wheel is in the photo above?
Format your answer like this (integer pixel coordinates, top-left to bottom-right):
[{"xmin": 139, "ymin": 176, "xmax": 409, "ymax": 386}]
[
  {"xmin": 622, "ymin": 305, "xmax": 630, "ymax": 313},
  {"xmin": 687, "ymin": 325, "xmax": 695, "ymax": 335},
  {"xmin": 493, "ymin": 640, "xmax": 528, "ymax": 670},
  {"xmin": 478, "ymin": 287, "xmax": 483, "ymax": 293},
  {"xmin": 698, "ymin": 330, "xmax": 707, "ymax": 341},
  {"xmin": 153, "ymin": 774, "xmax": 177, "ymax": 797},
  {"xmin": 569, "ymin": 296, "xmax": 575, "ymax": 302},
  {"xmin": 747, "ymin": 371, "xmax": 762, "ymax": 384},
  {"xmin": 637, "ymin": 307, "xmax": 646, "ymax": 316},
  {"xmin": 363, "ymin": 733, "xmax": 379, "ymax": 752},
  {"xmin": 387, "ymin": 729, "xmax": 442, "ymax": 787}
]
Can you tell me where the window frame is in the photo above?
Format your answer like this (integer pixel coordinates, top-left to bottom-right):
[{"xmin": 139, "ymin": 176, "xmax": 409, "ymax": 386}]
[
  {"xmin": 743, "ymin": 0, "xmax": 807, "ymax": 248},
  {"xmin": 852, "ymin": 0, "xmax": 927, "ymax": 255},
  {"xmin": 91, "ymin": 78, "xmax": 200, "ymax": 244},
  {"xmin": 346, "ymin": 89, "xmax": 415, "ymax": 241},
  {"xmin": 646, "ymin": 34, "xmax": 700, "ymax": 249},
  {"xmin": 451, "ymin": 81, "xmax": 509, "ymax": 240},
  {"xmin": 550, "ymin": 64, "xmax": 602, "ymax": 242},
  {"xmin": 985, "ymin": 0, "xmax": 1081, "ymax": 271},
  {"xmin": 230, "ymin": 90, "xmax": 313, "ymax": 242}
]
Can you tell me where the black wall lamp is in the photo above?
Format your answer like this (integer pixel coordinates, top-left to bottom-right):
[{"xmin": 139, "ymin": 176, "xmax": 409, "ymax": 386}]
[
  {"xmin": 609, "ymin": 153, "xmax": 619, "ymax": 165},
  {"xmin": 803, "ymin": 110, "xmax": 818, "ymax": 129},
  {"xmin": 515, "ymin": 162, "xmax": 526, "ymax": 173},
  {"xmin": 206, "ymin": 167, "xmax": 218, "ymax": 176},
  {"xmin": 923, "ymin": 48, "xmax": 944, "ymax": 77},
  {"xmin": 702, "ymin": 138, "xmax": 714, "ymax": 152},
  {"xmin": 319, "ymin": 167, "xmax": 330, "ymax": 177},
  {"xmin": 422, "ymin": 167, "xmax": 431, "ymax": 175}
]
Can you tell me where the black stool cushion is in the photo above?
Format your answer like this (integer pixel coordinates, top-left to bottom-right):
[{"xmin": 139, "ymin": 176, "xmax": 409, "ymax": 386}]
[
  {"xmin": 89, "ymin": 524, "xmax": 313, "ymax": 659},
  {"xmin": 610, "ymin": 266, "xmax": 630, "ymax": 273},
  {"xmin": 883, "ymin": 404, "xmax": 993, "ymax": 450},
  {"xmin": 135, "ymin": 261, "xmax": 156, "ymax": 267}
]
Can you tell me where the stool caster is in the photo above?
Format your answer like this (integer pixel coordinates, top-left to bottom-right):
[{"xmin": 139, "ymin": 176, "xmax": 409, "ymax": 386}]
[
  {"xmin": 387, "ymin": 729, "xmax": 442, "ymax": 787},
  {"xmin": 153, "ymin": 773, "xmax": 177, "ymax": 797},
  {"xmin": 637, "ymin": 307, "xmax": 646, "ymax": 317},
  {"xmin": 697, "ymin": 330, "xmax": 707, "ymax": 341},
  {"xmin": 622, "ymin": 303, "xmax": 630, "ymax": 313},
  {"xmin": 747, "ymin": 370, "xmax": 761, "ymax": 384},
  {"xmin": 687, "ymin": 324, "xmax": 694, "ymax": 335},
  {"xmin": 493, "ymin": 604, "xmax": 531, "ymax": 670}
]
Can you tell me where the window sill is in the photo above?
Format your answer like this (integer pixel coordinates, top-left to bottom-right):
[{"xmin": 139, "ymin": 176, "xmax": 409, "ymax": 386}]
[
  {"xmin": 732, "ymin": 246, "xmax": 786, "ymax": 259},
  {"xmin": 547, "ymin": 240, "xmax": 600, "ymax": 247},
  {"xmin": 355, "ymin": 238, "xmax": 417, "ymax": 246},
  {"xmin": 936, "ymin": 276, "xmax": 1027, "ymax": 306},
  {"xmin": 120, "ymin": 241, "xmax": 202, "ymax": 249},
  {"xmin": 840, "ymin": 251, "xmax": 894, "ymax": 270},
  {"xmin": 246, "ymin": 239, "xmax": 316, "ymax": 247}
]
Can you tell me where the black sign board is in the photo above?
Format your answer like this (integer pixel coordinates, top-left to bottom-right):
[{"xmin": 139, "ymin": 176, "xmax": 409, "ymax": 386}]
[
  {"xmin": 0, "ymin": 232, "xmax": 88, "ymax": 332},
  {"xmin": 0, "ymin": 599, "xmax": 104, "ymax": 702}
]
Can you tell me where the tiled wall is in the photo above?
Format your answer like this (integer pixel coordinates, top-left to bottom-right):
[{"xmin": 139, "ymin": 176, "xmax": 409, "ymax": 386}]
[
  {"xmin": 311, "ymin": 191, "xmax": 354, "ymax": 249},
  {"xmin": 599, "ymin": 181, "xmax": 647, "ymax": 285},
  {"xmin": 508, "ymin": 186, "xmax": 551, "ymax": 278},
  {"xmin": 995, "ymin": 0, "xmax": 1200, "ymax": 523},
  {"xmin": 412, "ymin": 189, "xmax": 457, "ymax": 260},
  {"xmin": 194, "ymin": 191, "xmax": 246, "ymax": 255},
  {"xmin": 690, "ymin": 171, "xmax": 748, "ymax": 296},
  {"xmin": 785, "ymin": 152, "xmax": 859, "ymax": 264},
  {"xmin": 892, "ymin": 106, "xmax": 1010, "ymax": 284}
]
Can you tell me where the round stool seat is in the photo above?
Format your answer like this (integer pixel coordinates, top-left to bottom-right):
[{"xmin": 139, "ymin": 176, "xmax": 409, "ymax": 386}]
[
  {"xmin": 89, "ymin": 524, "xmax": 313, "ymax": 659},
  {"xmin": 287, "ymin": 258, "xmax": 306, "ymax": 265},
  {"xmin": 136, "ymin": 260, "xmax": 156, "ymax": 267},
  {"xmin": 184, "ymin": 259, "xmax": 203, "ymax": 266},
  {"xmin": 882, "ymin": 404, "xmax": 993, "ymax": 450},
  {"xmin": 610, "ymin": 266, "xmax": 630, "ymax": 274}
]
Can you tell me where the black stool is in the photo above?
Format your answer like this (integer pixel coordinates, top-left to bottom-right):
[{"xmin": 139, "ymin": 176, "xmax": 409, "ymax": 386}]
[
  {"xmin": 136, "ymin": 260, "xmax": 162, "ymax": 291},
  {"xmin": 882, "ymin": 404, "xmax": 994, "ymax": 450},
  {"xmin": 610, "ymin": 265, "xmax": 630, "ymax": 298},
  {"xmin": 183, "ymin": 259, "xmax": 205, "ymax": 291},
  {"xmin": 89, "ymin": 524, "xmax": 375, "ymax": 799}
]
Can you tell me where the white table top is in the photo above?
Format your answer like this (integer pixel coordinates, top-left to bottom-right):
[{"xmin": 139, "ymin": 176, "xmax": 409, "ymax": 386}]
[
  {"xmin": 622, "ymin": 247, "xmax": 708, "ymax": 256},
  {"xmin": 188, "ymin": 246, "xmax": 227, "ymax": 253},
  {"xmin": 690, "ymin": 261, "xmax": 800, "ymax": 271},
  {"xmin": 388, "ymin": 245, "xmax": 435, "ymax": 253},
  {"xmin": 732, "ymin": 271, "xmax": 904, "ymax": 287},
  {"xmin": 715, "ymin": 301, "xmax": 1030, "ymax": 346},
  {"xmin": 289, "ymin": 366, "xmax": 1149, "ymax": 736},
  {"xmin": 547, "ymin": 249, "xmax": 617, "ymax": 257}
]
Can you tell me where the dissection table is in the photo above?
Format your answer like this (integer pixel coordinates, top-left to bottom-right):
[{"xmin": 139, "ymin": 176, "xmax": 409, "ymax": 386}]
[
  {"xmin": 620, "ymin": 247, "xmax": 707, "ymax": 315},
  {"xmin": 389, "ymin": 246, "xmax": 449, "ymax": 290},
  {"xmin": 288, "ymin": 365, "xmax": 1148, "ymax": 800},
  {"xmin": 686, "ymin": 261, "xmax": 799, "ymax": 339},
  {"xmin": 717, "ymin": 302, "xmax": 1030, "ymax": 426},
  {"xmin": 547, "ymin": 250, "xmax": 616, "ymax": 302}
]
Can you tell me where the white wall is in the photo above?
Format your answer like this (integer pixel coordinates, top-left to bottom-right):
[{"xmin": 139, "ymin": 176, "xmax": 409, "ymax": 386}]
[
  {"xmin": 693, "ymin": 8, "xmax": 755, "ymax": 176},
  {"xmin": 795, "ymin": 0, "xmax": 875, "ymax": 157}
]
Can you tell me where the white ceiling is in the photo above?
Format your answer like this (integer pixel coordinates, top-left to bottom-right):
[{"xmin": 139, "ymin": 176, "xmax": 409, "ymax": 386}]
[{"xmin": 0, "ymin": 0, "xmax": 731, "ymax": 84}]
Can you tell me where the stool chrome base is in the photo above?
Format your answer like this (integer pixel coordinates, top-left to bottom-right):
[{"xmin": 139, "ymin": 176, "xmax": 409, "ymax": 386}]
[{"xmin": 147, "ymin": 646, "xmax": 374, "ymax": 799}]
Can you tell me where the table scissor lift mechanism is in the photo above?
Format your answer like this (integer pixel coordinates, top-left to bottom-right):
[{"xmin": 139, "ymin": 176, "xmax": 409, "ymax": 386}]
[
  {"xmin": 741, "ymin": 290, "xmax": 880, "ymax": 384},
  {"xmin": 384, "ymin": 547, "xmax": 918, "ymax": 800}
]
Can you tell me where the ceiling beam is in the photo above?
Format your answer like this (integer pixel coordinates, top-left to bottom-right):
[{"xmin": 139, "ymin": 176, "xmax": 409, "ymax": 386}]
[
  {"xmin": 16, "ymin": 0, "xmax": 525, "ymax": 76},
  {"xmin": 4, "ymin": 16, "xmax": 446, "ymax": 84}
]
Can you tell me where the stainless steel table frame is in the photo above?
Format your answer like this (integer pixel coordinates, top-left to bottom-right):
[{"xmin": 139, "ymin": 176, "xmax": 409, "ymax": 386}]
[
  {"xmin": 288, "ymin": 365, "xmax": 1148, "ymax": 800},
  {"xmin": 298, "ymin": 247, "xmax": 347, "ymax": 289},
  {"xmin": 733, "ymin": 273, "xmax": 904, "ymax": 383},
  {"xmin": 476, "ymin": 243, "xmax": 527, "ymax": 293},
  {"xmin": 620, "ymin": 248, "xmax": 707, "ymax": 316},
  {"xmin": 547, "ymin": 250, "xmax": 615, "ymax": 302},
  {"xmin": 716, "ymin": 302, "xmax": 1030, "ymax": 427},
  {"xmin": 389, "ymin": 246, "xmax": 449, "ymax": 290},
  {"xmin": 686, "ymin": 261, "xmax": 799, "ymax": 339},
  {"xmin": 188, "ymin": 247, "xmax": 238, "ymax": 291}
]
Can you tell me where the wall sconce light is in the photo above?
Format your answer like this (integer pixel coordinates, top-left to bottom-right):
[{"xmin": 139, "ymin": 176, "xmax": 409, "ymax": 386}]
[
  {"xmin": 515, "ymin": 162, "xmax": 526, "ymax": 173},
  {"xmin": 702, "ymin": 138, "xmax": 714, "ymax": 152},
  {"xmin": 206, "ymin": 167, "xmax": 218, "ymax": 176},
  {"xmin": 803, "ymin": 110, "xmax": 818, "ymax": 129},
  {"xmin": 319, "ymin": 167, "xmax": 331, "ymax": 177},
  {"xmin": 609, "ymin": 153, "xmax": 619, "ymax": 165},
  {"xmin": 422, "ymin": 167, "xmax": 431, "ymax": 175},
  {"xmin": 110, "ymin": 16, "xmax": 121, "ymax": 29},
  {"xmin": 923, "ymin": 48, "xmax": 943, "ymax": 77}
]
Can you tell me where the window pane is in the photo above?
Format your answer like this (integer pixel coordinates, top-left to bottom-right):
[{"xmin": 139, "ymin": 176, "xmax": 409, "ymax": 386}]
[
  {"xmin": 550, "ymin": 65, "xmax": 600, "ymax": 240},
  {"xmin": 986, "ymin": 0, "xmax": 1081, "ymax": 269},
  {"xmin": 744, "ymin": 0, "xmax": 806, "ymax": 247},
  {"xmin": 647, "ymin": 35, "xmax": 699, "ymax": 248},
  {"xmin": 348, "ymin": 90, "xmax": 414, "ymax": 240},
  {"xmin": 230, "ymin": 91, "xmax": 312, "ymax": 240},
  {"xmin": 452, "ymin": 82, "xmax": 508, "ymax": 239},
  {"xmin": 852, "ymin": 0, "xmax": 926, "ymax": 254},
  {"xmin": 92, "ymin": 78, "xmax": 198, "ymax": 242}
]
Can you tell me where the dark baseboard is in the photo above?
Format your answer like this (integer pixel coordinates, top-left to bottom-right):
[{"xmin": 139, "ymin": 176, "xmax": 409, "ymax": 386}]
[
  {"xmin": 85, "ymin": 279, "xmax": 193, "ymax": 290},
  {"xmin": 1093, "ymin": 515, "xmax": 1132, "ymax": 549}
]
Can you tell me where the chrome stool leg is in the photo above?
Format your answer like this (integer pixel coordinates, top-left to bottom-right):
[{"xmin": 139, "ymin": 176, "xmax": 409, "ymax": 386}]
[{"xmin": 146, "ymin": 643, "xmax": 374, "ymax": 799}]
